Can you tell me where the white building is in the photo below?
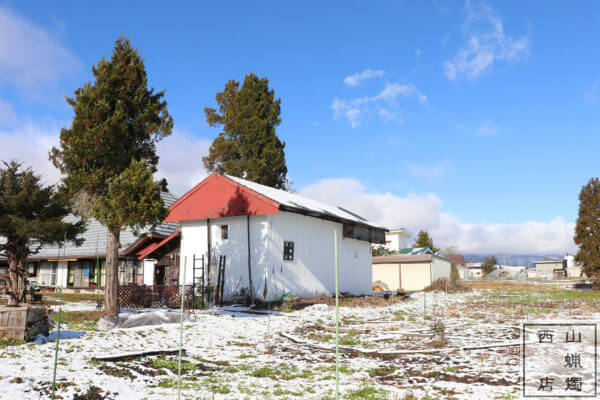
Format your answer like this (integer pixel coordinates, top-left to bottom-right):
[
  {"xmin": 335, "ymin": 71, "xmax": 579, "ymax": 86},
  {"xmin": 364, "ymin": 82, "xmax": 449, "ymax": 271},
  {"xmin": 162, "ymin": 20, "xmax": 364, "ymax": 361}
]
[
  {"xmin": 383, "ymin": 228, "xmax": 412, "ymax": 253},
  {"xmin": 465, "ymin": 262, "xmax": 484, "ymax": 278},
  {"xmin": 372, "ymin": 254, "xmax": 451, "ymax": 292},
  {"xmin": 166, "ymin": 173, "xmax": 387, "ymax": 302},
  {"xmin": 17, "ymin": 191, "xmax": 178, "ymax": 292}
]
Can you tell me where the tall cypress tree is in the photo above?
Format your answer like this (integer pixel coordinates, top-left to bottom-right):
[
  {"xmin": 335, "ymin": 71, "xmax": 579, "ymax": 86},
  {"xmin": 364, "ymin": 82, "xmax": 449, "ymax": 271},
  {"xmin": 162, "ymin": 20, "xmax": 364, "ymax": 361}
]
[
  {"xmin": 413, "ymin": 230, "xmax": 439, "ymax": 253},
  {"xmin": 50, "ymin": 37, "xmax": 173, "ymax": 316},
  {"xmin": 0, "ymin": 161, "xmax": 84, "ymax": 305},
  {"xmin": 574, "ymin": 178, "xmax": 600, "ymax": 279},
  {"xmin": 203, "ymin": 73, "xmax": 288, "ymax": 189}
]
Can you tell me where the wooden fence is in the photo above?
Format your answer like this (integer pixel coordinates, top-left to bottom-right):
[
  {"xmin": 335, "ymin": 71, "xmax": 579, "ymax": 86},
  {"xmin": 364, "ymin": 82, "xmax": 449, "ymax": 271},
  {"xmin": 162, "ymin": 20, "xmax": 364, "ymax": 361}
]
[{"xmin": 118, "ymin": 284, "xmax": 194, "ymax": 309}]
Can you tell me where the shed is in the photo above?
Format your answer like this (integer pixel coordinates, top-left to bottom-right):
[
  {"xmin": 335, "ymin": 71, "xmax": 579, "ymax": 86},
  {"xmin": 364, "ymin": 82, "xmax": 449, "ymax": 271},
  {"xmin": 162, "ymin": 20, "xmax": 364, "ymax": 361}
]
[
  {"xmin": 165, "ymin": 173, "xmax": 387, "ymax": 302},
  {"xmin": 372, "ymin": 254, "xmax": 451, "ymax": 292},
  {"xmin": 533, "ymin": 259, "xmax": 565, "ymax": 276}
]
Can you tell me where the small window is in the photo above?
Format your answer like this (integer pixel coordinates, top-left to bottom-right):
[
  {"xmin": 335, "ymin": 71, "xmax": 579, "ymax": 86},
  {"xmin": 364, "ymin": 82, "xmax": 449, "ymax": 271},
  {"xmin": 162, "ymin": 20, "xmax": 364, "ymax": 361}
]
[
  {"xmin": 283, "ymin": 241, "xmax": 294, "ymax": 261},
  {"xmin": 221, "ymin": 225, "xmax": 228, "ymax": 240}
]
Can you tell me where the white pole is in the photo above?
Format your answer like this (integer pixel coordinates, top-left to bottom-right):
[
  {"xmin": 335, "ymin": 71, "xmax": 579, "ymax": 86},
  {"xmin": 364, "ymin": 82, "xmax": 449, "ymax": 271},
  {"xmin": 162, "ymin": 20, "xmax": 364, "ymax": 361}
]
[
  {"xmin": 334, "ymin": 230, "xmax": 340, "ymax": 400},
  {"xmin": 177, "ymin": 257, "xmax": 187, "ymax": 400}
]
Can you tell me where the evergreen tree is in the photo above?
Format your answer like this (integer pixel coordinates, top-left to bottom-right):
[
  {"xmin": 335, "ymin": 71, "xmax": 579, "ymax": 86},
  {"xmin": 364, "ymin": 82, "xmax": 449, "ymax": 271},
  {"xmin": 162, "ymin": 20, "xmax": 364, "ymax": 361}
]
[
  {"xmin": 482, "ymin": 256, "xmax": 498, "ymax": 276},
  {"xmin": 50, "ymin": 37, "xmax": 173, "ymax": 316},
  {"xmin": 203, "ymin": 73, "xmax": 288, "ymax": 189},
  {"xmin": 574, "ymin": 178, "xmax": 600, "ymax": 279},
  {"xmin": 413, "ymin": 230, "xmax": 439, "ymax": 253},
  {"xmin": 0, "ymin": 161, "xmax": 84, "ymax": 305},
  {"xmin": 372, "ymin": 245, "xmax": 397, "ymax": 257}
]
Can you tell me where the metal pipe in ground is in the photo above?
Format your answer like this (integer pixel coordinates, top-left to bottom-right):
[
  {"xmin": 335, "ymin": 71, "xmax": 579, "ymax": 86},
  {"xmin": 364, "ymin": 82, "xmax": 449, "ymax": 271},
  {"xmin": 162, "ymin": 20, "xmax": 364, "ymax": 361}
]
[
  {"xmin": 334, "ymin": 230, "xmax": 340, "ymax": 400},
  {"xmin": 51, "ymin": 307, "xmax": 62, "ymax": 400}
]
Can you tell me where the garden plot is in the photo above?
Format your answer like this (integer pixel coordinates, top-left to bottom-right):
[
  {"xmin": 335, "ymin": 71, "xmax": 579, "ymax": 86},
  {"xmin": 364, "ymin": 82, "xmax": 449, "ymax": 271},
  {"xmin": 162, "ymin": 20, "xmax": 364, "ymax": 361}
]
[{"xmin": 0, "ymin": 285, "xmax": 599, "ymax": 399}]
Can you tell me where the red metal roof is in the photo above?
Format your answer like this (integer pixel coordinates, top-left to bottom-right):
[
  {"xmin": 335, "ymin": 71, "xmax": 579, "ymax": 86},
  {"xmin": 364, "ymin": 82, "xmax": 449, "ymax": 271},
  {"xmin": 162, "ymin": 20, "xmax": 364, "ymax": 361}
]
[
  {"xmin": 165, "ymin": 173, "xmax": 280, "ymax": 222},
  {"xmin": 137, "ymin": 231, "xmax": 180, "ymax": 260}
]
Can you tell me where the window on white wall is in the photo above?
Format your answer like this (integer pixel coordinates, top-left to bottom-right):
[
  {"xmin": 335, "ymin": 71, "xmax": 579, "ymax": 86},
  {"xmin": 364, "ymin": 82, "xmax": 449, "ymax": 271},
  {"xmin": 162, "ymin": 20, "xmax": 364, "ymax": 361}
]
[
  {"xmin": 221, "ymin": 225, "xmax": 228, "ymax": 240},
  {"xmin": 283, "ymin": 241, "xmax": 294, "ymax": 261}
]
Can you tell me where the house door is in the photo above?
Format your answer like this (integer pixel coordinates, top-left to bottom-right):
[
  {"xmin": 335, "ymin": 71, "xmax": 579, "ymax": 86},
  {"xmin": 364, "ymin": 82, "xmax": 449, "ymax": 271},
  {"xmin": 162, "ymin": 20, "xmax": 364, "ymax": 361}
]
[{"xmin": 155, "ymin": 265, "xmax": 166, "ymax": 285}]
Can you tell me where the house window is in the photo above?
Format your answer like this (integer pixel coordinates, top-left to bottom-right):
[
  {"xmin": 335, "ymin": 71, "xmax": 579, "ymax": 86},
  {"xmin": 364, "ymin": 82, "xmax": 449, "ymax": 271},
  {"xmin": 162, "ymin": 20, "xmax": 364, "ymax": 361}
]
[
  {"xmin": 283, "ymin": 241, "xmax": 294, "ymax": 261},
  {"xmin": 27, "ymin": 262, "xmax": 37, "ymax": 277},
  {"xmin": 221, "ymin": 225, "xmax": 228, "ymax": 240}
]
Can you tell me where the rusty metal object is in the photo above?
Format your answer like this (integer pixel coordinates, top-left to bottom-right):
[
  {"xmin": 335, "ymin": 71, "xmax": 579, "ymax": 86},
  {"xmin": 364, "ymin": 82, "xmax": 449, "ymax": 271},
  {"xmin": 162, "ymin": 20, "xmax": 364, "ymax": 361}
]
[{"xmin": 0, "ymin": 305, "xmax": 49, "ymax": 341}]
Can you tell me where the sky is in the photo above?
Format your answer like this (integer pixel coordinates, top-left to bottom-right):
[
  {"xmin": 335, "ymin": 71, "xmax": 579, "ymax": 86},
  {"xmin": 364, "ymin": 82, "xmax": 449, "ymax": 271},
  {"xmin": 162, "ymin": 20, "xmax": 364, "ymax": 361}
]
[{"xmin": 0, "ymin": 0, "xmax": 597, "ymax": 255}]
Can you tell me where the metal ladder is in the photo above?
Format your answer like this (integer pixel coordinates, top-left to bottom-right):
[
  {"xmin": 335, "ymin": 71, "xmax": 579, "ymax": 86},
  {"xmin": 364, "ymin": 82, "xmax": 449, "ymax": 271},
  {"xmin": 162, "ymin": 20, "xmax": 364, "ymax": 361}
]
[{"xmin": 192, "ymin": 254, "xmax": 205, "ymax": 308}]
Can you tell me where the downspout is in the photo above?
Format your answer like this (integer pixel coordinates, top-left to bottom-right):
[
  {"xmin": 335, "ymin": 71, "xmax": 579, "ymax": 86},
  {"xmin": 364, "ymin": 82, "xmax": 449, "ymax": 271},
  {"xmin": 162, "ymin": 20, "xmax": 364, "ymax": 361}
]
[
  {"xmin": 247, "ymin": 215, "xmax": 255, "ymax": 303},
  {"xmin": 206, "ymin": 218, "xmax": 211, "ymax": 287}
]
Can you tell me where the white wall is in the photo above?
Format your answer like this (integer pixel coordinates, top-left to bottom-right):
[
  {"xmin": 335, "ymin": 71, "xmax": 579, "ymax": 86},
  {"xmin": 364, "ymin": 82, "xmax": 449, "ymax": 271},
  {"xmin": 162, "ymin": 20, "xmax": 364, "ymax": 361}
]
[
  {"xmin": 143, "ymin": 259, "xmax": 156, "ymax": 285},
  {"xmin": 384, "ymin": 231, "xmax": 411, "ymax": 252},
  {"xmin": 431, "ymin": 256, "xmax": 451, "ymax": 282},
  {"xmin": 179, "ymin": 211, "xmax": 373, "ymax": 302},
  {"xmin": 56, "ymin": 261, "xmax": 68, "ymax": 288},
  {"xmin": 372, "ymin": 264, "xmax": 400, "ymax": 291},
  {"xmin": 400, "ymin": 262, "xmax": 431, "ymax": 291}
]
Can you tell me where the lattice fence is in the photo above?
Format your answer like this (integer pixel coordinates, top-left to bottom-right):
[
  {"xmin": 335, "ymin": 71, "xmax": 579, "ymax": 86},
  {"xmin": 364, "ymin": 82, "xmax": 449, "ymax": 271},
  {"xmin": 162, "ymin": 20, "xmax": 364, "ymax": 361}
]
[{"xmin": 118, "ymin": 284, "xmax": 194, "ymax": 309}]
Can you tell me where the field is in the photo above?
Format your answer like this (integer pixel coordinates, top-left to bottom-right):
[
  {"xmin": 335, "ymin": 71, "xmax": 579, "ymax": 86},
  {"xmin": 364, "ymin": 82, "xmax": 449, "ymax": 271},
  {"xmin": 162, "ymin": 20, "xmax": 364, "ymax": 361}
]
[{"xmin": 0, "ymin": 282, "xmax": 598, "ymax": 399}]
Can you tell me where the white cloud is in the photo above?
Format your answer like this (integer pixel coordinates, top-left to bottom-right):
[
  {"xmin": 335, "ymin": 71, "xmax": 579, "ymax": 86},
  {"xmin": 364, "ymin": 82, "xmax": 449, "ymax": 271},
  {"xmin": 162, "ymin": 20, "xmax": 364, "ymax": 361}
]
[
  {"xmin": 377, "ymin": 107, "xmax": 400, "ymax": 123},
  {"xmin": 0, "ymin": 99, "xmax": 17, "ymax": 126},
  {"xmin": 300, "ymin": 177, "xmax": 576, "ymax": 255},
  {"xmin": 409, "ymin": 162, "xmax": 450, "ymax": 181},
  {"xmin": 332, "ymin": 83, "xmax": 427, "ymax": 128},
  {"xmin": 0, "ymin": 120, "xmax": 62, "ymax": 184},
  {"xmin": 0, "ymin": 119, "xmax": 211, "ymax": 198},
  {"xmin": 343, "ymin": 69, "xmax": 385, "ymax": 87},
  {"xmin": 443, "ymin": 1, "xmax": 529, "ymax": 80},
  {"xmin": 156, "ymin": 130, "xmax": 211, "ymax": 197},
  {"xmin": 0, "ymin": 7, "xmax": 80, "ymax": 93},
  {"xmin": 478, "ymin": 119, "xmax": 497, "ymax": 136}
]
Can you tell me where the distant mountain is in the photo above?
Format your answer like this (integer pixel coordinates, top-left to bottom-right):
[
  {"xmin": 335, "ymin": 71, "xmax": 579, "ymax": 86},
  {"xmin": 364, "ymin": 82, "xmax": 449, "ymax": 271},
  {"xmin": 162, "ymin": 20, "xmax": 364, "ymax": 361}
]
[{"xmin": 462, "ymin": 254, "xmax": 563, "ymax": 268}]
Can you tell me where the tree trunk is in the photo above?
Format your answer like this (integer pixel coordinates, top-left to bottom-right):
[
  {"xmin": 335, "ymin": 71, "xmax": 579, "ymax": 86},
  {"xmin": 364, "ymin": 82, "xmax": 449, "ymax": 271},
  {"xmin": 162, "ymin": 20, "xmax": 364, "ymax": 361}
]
[
  {"xmin": 104, "ymin": 227, "xmax": 120, "ymax": 316},
  {"xmin": 8, "ymin": 256, "xmax": 26, "ymax": 305}
]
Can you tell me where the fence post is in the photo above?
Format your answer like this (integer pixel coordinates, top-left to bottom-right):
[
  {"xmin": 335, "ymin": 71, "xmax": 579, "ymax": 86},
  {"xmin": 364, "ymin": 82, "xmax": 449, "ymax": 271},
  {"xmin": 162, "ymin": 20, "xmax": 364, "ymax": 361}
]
[
  {"xmin": 51, "ymin": 307, "xmax": 62, "ymax": 400},
  {"xmin": 333, "ymin": 230, "xmax": 340, "ymax": 400},
  {"xmin": 177, "ymin": 256, "xmax": 187, "ymax": 400}
]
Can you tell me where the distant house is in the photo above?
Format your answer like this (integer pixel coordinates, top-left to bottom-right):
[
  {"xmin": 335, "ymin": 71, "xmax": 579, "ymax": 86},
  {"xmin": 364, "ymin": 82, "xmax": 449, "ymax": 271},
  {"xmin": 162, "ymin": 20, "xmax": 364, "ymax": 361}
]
[
  {"xmin": 397, "ymin": 247, "xmax": 435, "ymax": 255},
  {"xmin": 372, "ymin": 253, "xmax": 451, "ymax": 292},
  {"xmin": 534, "ymin": 255, "xmax": 586, "ymax": 279},
  {"xmin": 383, "ymin": 228, "xmax": 412, "ymax": 253},
  {"xmin": 136, "ymin": 231, "xmax": 181, "ymax": 286},
  {"xmin": 534, "ymin": 258, "xmax": 566, "ymax": 277},
  {"xmin": 465, "ymin": 262, "xmax": 484, "ymax": 279},
  {"xmin": 445, "ymin": 254, "xmax": 466, "ymax": 268},
  {"xmin": 22, "ymin": 191, "xmax": 178, "ymax": 292},
  {"xmin": 165, "ymin": 173, "xmax": 387, "ymax": 301}
]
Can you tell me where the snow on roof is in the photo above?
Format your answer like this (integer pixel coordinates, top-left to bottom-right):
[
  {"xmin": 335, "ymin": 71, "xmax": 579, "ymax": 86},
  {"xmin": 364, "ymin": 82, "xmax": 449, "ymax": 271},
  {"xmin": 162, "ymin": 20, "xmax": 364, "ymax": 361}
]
[{"xmin": 225, "ymin": 175, "xmax": 386, "ymax": 230}]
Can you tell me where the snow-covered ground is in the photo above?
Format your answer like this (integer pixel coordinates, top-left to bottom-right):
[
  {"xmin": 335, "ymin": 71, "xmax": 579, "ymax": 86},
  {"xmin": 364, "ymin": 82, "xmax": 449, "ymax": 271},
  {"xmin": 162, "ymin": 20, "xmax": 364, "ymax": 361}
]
[{"xmin": 0, "ymin": 287, "xmax": 598, "ymax": 399}]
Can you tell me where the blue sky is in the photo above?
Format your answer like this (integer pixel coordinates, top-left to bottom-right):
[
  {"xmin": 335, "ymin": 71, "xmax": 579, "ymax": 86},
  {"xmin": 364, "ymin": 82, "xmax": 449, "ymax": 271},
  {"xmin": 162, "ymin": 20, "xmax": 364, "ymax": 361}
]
[{"xmin": 0, "ymin": 1, "xmax": 597, "ymax": 254}]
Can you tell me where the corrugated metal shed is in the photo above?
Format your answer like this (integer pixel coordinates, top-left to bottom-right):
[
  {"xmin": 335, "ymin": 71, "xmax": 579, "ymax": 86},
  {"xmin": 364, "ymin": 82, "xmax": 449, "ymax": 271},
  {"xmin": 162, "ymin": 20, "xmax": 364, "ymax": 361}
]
[{"xmin": 31, "ymin": 191, "xmax": 178, "ymax": 260}]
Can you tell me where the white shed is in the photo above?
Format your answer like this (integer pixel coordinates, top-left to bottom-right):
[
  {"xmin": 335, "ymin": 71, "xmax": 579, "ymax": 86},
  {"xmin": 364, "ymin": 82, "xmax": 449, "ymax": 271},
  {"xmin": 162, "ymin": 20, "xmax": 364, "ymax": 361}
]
[
  {"xmin": 372, "ymin": 254, "xmax": 451, "ymax": 292},
  {"xmin": 165, "ymin": 173, "xmax": 387, "ymax": 302}
]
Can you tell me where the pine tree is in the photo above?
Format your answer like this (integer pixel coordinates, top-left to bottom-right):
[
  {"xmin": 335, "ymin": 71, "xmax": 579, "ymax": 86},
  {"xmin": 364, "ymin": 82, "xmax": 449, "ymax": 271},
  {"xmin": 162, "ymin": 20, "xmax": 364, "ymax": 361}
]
[
  {"xmin": 482, "ymin": 256, "xmax": 498, "ymax": 276},
  {"xmin": 203, "ymin": 73, "xmax": 288, "ymax": 189},
  {"xmin": 50, "ymin": 36, "xmax": 173, "ymax": 316},
  {"xmin": 413, "ymin": 230, "xmax": 439, "ymax": 253},
  {"xmin": 574, "ymin": 178, "xmax": 600, "ymax": 279},
  {"xmin": 0, "ymin": 161, "xmax": 84, "ymax": 305}
]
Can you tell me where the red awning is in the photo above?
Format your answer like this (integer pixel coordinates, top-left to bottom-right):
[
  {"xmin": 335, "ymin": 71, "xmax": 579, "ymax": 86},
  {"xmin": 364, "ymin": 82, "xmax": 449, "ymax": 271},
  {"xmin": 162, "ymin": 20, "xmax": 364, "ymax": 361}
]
[{"xmin": 137, "ymin": 231, "xmax": 180, "ymax": 260}]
